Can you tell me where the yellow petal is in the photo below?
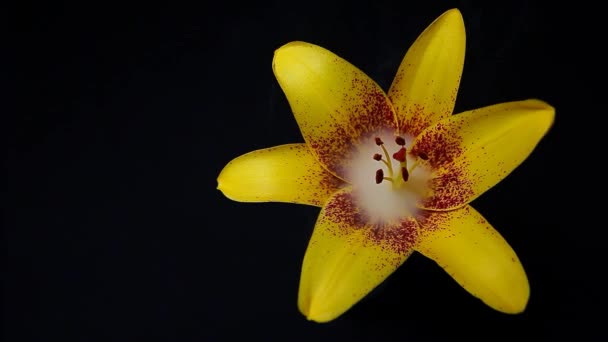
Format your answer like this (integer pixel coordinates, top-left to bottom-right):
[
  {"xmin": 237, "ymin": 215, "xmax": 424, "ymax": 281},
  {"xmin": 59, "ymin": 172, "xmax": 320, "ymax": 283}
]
[
  {"xmin": 388, "ymin": 8, "xmax": 466, "ymax": 137},
  {"xmin": 298, "ymin": 188, "xmax": 418, "ymax": 322},
  {"xmin": 273, "ymin": 41, "xmax": 397, "ymax": 179},
  {"xmin": 416, "ymin": 205, "xmax": 529, "ymax": 313},
  {"xmin": 217, "ymin": 144, "xmax": 343, "ymax": 207},
  {"xmin": 412, "ymin": 99, "xmax": 555, "ymax": 210}
]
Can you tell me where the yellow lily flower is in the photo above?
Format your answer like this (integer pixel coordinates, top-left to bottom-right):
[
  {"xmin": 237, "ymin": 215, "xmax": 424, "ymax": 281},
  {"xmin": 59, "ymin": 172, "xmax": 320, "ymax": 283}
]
[{"xmin": 217, "ymin": 8, "xmax": 554, "ymax": 322}]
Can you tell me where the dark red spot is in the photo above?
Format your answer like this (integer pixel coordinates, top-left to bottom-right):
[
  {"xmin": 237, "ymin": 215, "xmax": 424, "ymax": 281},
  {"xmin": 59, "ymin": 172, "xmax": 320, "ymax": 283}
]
[
  {"xmin": 375, "ymin": 169, "xmax": 384, "ymax": 184},
  {"xmin": 418, "ymin": 152, "xmax": 428, "ymax": 160},
  {"xmin": 392, "ymin": 147, "xmax": 406, "ymax": 162},
  {"xmin": 401, "ymin": 167, "xmax": 409, "ymax": 182}
]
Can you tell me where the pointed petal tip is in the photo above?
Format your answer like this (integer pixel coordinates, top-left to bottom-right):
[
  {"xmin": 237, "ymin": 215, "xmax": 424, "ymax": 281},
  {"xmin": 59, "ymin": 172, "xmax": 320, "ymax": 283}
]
[
  {"xmin": 298, "ymin": 287, "xmax": 336, "ymax": 323},
  {"xmin": 273, "ymin": 41, "xmax": 309, "ymax": 64},
  {"xmin": 495, "ymin": 279, "xmax": 530, "ymax": 315},
  {"xmin": 435, "ymin": 8, "xmax": 465, "ymax": 31},
  {"xmin": 275, "ymin": 40, "xmax": 308, "ymax": 51},
  {"xmin": 216, "ymin": 171, "xmax": 225, "ymax": 191},
  {"xmin": 443, "ymin": 8, "xmax": 463, "ymax": 18},
  {"xmin": 298, "ymin": 300, "xmax": 335, "ymax": 323},
  {"xmin": 523, "ymin": 99, "xmax": 556, "ymax": 124},
  {"xmin": 216, "ymin": 179, "xmax": 226, "ymax": 194},
  {"xmin": 216, "ymin": 163, "xmax": 235, "ymax": 196},
  {"xmin": 215, "ymin": 171, "xmax": 233, "ymax": 199},
  {"xmin": 520, "ymin": 98, "xmax": 556, "ymax": 132},
  {"xmin": 521, "ymin": 98, "xmax": 555, "ymax": 111}
]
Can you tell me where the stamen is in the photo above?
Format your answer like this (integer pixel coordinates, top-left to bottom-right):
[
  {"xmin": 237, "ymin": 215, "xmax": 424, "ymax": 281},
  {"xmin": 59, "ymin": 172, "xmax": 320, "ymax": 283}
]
[
  {"xmin": 376, "ymin": 138, "xmax": 394, "ymax": 178},
  {"xmin": 392, "ymin": 147, "xmax": 407, "ymax": 162},
  {"xmin": 401, "ymin": 167, "xmax": 409, "ymax": 182},
  {"xmin": 418, "ymin": 152, "xmax": 428, "ymax": 160},
  {"xmin": 408, "ymin": 160, "xmax": 420, "ymax": 174},
  {"xmin": 395, "ymin": 136, "xmax": 406, "ymax": 146},
  {"xmin": 375, "ymin": 169, "xmax": 384, "ymax": 184},
  {"xmin": 346, "ymin": 130, "xmax": 433, "ymax": 224}
]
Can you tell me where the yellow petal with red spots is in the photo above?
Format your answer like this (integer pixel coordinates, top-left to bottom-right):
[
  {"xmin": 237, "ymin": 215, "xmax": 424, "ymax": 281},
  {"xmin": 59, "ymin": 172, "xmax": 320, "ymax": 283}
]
[
  {"xmin": 412, "ymin": 99, "xmax": 555, "ymax": 210},
  {"xmin": 298, "ymin": 188, "xmax": 418, "ymax": 322},
  {"xmin": 388, "ymin": 9, "xmax": 466, "ymax": 137},
  {"xmin": 273, "ymin": 41, "xmax": 397, "ymax": 179},
  {"xmin": 217, "ymin": 144, "xmax": 343, "ymax": 207},
  {"xmin": 416, "ymin": 205, "xmax": 529, "ymax": 313}
]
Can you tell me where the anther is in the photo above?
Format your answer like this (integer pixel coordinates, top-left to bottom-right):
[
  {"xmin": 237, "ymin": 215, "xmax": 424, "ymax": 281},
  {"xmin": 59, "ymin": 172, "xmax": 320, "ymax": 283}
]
[
  {"xmin": 395, "ymin": 136, "xmax": 406, "ymax": 146},
  {"xmin": 392, "ymin": 147, "xmax": 406, "ymax": 162},
  {"xmin": 418, "ymin": 152, "xmax": 428, "ymax": 160},
  {"xmin": 373, "ymin": 153, "xmax": 382, "ymax": 161},
  {"xmin": 375, "ymin": 169, "xmax": 384, "ymax": 184},
  {"xmin": 375, "ymin": 137, "xmax": 384, "ymax": 146},
  {"xmin": 401, "ymin": 167, "xmax": 409, "ymax": 182}
]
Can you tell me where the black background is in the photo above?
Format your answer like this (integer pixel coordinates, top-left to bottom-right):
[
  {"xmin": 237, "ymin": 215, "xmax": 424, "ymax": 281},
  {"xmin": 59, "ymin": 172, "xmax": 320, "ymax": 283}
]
[{"xmin": 8, "ymin": 1, "xmax": 580, "ymax": 340}]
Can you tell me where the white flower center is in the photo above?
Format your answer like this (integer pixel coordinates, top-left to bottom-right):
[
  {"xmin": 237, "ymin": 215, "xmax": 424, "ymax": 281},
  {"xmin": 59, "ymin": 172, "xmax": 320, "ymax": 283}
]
[{"xmin": 345, "ymin": 129, "xmax": 432, "ymax": 224}]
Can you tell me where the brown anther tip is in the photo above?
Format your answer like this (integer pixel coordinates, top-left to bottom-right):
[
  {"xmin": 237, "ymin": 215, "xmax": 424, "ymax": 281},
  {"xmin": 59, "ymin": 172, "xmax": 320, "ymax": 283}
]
[
  {"xmin": 395, "ymin": 136, "xmax": 406, "ymax": 146},
  {"xmin": 375, "ymin": 137, "xmax": 384, "ymax": 145},
  {"xmin": 418, "ymin": 152, "xmax": 429, "ymax": 160},
  {"xmin": 392, "ymin": 147, "xmax": 406, "ymax": 162},
  {"xmin": 401, "ymin": 167, "xmax": 409, "ymax": 182},
  {"xmin": 375, "ymin": 169, "xmax": 384, "ymax": 184},
  {"xmin": 373, "ymin": 153, "xmax": 382, "ymax": 161}
]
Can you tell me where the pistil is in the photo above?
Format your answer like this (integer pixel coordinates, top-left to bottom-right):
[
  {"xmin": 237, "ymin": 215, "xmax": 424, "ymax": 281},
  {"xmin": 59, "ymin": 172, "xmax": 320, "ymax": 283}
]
[{"xmin": 372, "ymin": 135, "xmax": 426, "ymax": 189}]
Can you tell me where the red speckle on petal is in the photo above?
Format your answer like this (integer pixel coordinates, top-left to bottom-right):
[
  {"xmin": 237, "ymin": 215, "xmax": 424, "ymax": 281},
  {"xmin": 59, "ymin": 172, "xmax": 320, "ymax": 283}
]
[
  {"xmin": 323, "ymin": 191, "xmax": 418, "ymax": 257},
  {"xmin": 367, "ymin": 218, "xmax": 418, "ymax": 256},
  {"xmin": 324, "ymin": 191, "xmax": 368, "ymax": 229},
  {"xmin": 411, "ymin": 121, "xmax": 463, "ymax": 169},
  {"xmin": 416, "ymin": 210, "xmax": 447, "ymax": 232},
  {"xmin": 400, "ymin": 104, "xmax": 433, "ymax": 137},
  {"xmin": 303, "ymin": 75, "xmax": 397, "ymax": 179},
  {"xmin": 423, "ymin": 167, "xmax": 474, "ymax": 210}
]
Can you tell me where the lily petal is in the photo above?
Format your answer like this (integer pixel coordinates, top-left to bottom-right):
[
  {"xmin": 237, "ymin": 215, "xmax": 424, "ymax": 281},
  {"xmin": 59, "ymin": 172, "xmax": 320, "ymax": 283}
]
[
  {"xmin": 413, "ymin": 99, "xmax": 555, "ymax": 210},
  {"xmin": 388, "ymin": 8, "xmax": 466, "ymax": 137},
  {"xmin": 299, "ymin": 188, "xmax": 418, "ymax": 322},
  {"xmin": 415, "ymin": 205, "xmax": 529, "ymax": 314},
  {"xmin": 273, "ymin": 41, "xmax": 397, "ymax": 179},
  {"xmin": 217, "ymin": 144, "xmax": 343, "ymax": 207}
]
